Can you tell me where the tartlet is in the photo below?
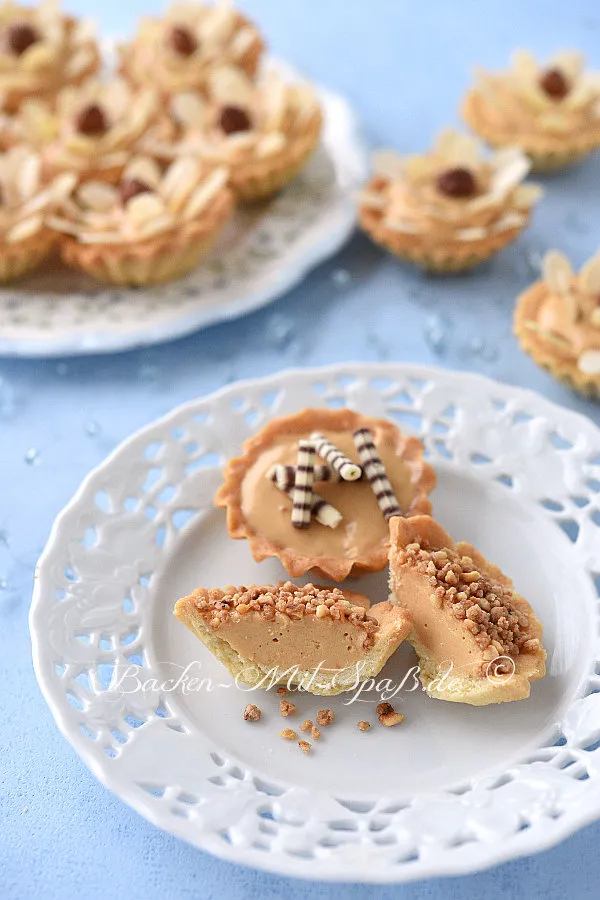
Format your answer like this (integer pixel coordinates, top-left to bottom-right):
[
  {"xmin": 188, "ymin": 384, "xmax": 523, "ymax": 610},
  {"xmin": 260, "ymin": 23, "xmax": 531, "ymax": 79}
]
[
  {"xmin": 142, "ymin": 65, "xmax": 322, "ymax": 201},
  {"xmin": 514, "ymin": 249, "xmax": 600, "ymax": 397},
  {"xmin": 21, "ymin": 77, "xmax": 158, "ymax": 183},
  {"xmin": 119, "ymin": 0, "xmax": 263, "ymax": 96},
  {"xmin": 214, "ymin": 408, "xmax": 436, "ymax": 581},
  {"xmin": 174, "ymin": 582, "xmax": 412, "ymax": 696},
  {"xmin": 0, "ymin": 0, "xmax": 100, "ymax": 112},
  {"xmin": 389, "ymin": 516, "xmax": 546, "ymax": 705},
  {"xmin": 358, "ymin": 129, "xmax": 542, "ymax": 273},
  {"xmin": 0, "ymin": 144, "xmax": 74, "ymax": 282},
  {"xmin": 463, "ymin": 50, "xmax": 600, "ymax": 171},
  {"xmin": 49, "ymin": 155, "xmax": 234, "ymax": 286}
]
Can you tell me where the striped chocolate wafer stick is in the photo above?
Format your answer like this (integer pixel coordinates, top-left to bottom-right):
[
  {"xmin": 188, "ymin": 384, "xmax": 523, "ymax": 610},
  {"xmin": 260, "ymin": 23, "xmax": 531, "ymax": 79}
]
[
  {"xmin": 311, "ymin": 432, "xmax": 362, "ymax": 481},
  {"xmin": 352, "ymin": 428, "xmax": 402, "ymax": 521},
  {"xmin": 268, "ymin": 463, "xmax": 337, "ymax": 493},
  {"xmin": 266, "ymin": 466, "xmax": 342, "ymax": 528},
  {"xmin": 291, "ymin": 440, "xmax": 316, "ymax": 529}
]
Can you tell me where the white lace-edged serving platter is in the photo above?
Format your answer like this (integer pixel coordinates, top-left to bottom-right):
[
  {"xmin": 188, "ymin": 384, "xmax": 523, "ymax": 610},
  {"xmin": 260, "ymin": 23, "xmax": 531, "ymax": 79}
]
[
  {"xmin": 0, "ymin": 64, "xmax": 368, "ymax": 358},
  {"xmin": 30, "ymin": 364, "xmax": 600, "ymax": 883}
]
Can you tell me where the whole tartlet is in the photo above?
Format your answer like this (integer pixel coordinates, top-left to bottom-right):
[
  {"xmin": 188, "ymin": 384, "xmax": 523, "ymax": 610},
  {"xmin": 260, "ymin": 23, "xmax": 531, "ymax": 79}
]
[
  {"xmin": 0, "ymin": 144, "xmax": 74, "ymax": 281},
  {"xmin": 0, "ymin": 0, "xmax": 100, "ymax": 112},
  {"xmin": 21, "ymin": 77, "xmax": 159, "ymax": 183},
  {"xmin": 142, "ymin": 65, "xmax": 322, "ymax": 201},
  {"xmin": 49, "ymin": 155, "xmax": 234, "ymax": 285},
  {"xmin": 215, "ymin": 408, "xmax": 436, "ymax": 581},
  {"xmin": 514, "ymin": 249, "xmax": 600, "ymax": 397},
  {"xmin": 358, "ymin": 129, "xmax": 542, "ymax": 273},
  {"xmin": 463, "ymin": 50, "xmax": 600, "ymax": 171},
  {"xmin": 119, "ymin": 0, "xmax": 263, "ymax": 96}
]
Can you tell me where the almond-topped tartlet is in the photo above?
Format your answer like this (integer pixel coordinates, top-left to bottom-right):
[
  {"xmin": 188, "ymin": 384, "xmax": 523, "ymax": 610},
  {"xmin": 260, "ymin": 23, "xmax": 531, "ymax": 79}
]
[
  {"xmin": 174, "ymin": 582, "xmax": 412, "ymax": 695},
  {"xmin": 21, "ymin": 78, "xmax": 158, "ymax": 184},
  {"xmin": 463, "ymin": 50, "xmax": 600, "ymax": 171},
  {"xmin": 143, "ymin": 65, "xmax": 322, "ymax": 201},
  {"xmin": 358, "ymin": 129, "xmax": 542, "ymax": 273},
  {"xmin": 389, "ymin": 516, "xmax": 546, "ymax": 705},
  {"xmin": 49, "ymin": 155, "xmax": 234, "ymax": 285},
  {"xmin": 119, "ymin": 0, "xmax": 263, "ymax": 97},
  {"xmin": 0, "ymin": 0, "xmax": 100, "ymax": 113},
  {"xmin": 514, "ymin": 250, "xmax": 600, "ymax": 397},
  {"xmin": 215, "ymin": 408, "xmax": 436, "ymax": 581},
  {"xmin": 0, "ymin": 144, "xmax": 74, "ymax": 281}
]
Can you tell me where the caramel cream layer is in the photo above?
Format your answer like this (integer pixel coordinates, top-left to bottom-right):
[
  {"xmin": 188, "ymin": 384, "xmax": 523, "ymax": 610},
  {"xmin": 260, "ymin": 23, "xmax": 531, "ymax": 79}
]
[{"xmin": 240, "ymin": 428, "xmax": 416, "ymax": 559}]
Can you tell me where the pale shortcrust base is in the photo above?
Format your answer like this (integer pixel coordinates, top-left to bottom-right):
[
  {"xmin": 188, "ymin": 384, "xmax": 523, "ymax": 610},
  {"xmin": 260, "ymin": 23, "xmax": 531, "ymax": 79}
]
[
  {"xmin": 59, "ymin": 188, "xmax": 234, "ymax": 286},
  {"xmin": 174, "ymin": 596, "xmax": 411, "ymax": 697},
  {"xmin": 0, "ymin": 229, "xmax": 56, "ymax": 283},
  {"xmin": 463, "ymin": 91, "xmax": 600, "ymax": 173},
  {"xmin": 514, "ymin": 280, "xmax": 600, "ymax": 398}
]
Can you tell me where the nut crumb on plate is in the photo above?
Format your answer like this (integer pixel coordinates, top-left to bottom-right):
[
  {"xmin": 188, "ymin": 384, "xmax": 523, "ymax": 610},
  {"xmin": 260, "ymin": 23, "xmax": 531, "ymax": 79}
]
[
  {"xmin": 379, "ymin": 711, "xmax": 405, "ymax": 727},
  {"xmin": 243, "ymin": 703, "xmax": 261, "ymax": 722},
  {"xmin": 300, "ymin": 719, "xmax": 313, "ymax": 732},
  {"xmin": 280, "ymin": 699, "xmax": 297, "ymax": 717},
  {"xmin": 311, "ymin": 725, "xmax": 321, "ymax": 741},
  {"xmin": 280, "ymin": 728, "xmax": 298, "ymax": 741},
  {"xmin": 358, "ymin": 721, "xmax": 371, "ymax": 732},
  {"xmin": 316, "ymin": 709, "xmax": 334, "ymax": 726},
  {"xmin": 298, "ymin": 740, "xmax": 311, "ymax": 754},
  {"xmin": 376, "ymin": 702, "xmax": 394, "ymax": 716}
]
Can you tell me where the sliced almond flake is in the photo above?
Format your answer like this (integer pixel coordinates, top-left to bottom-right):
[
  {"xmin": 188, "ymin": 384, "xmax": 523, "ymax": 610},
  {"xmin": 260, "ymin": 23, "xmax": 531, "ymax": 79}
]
[
  {"xmin": 490, "ymin": 148, "xmax": 530, "ymax": 196},
  {"xmin": 590, "ymin": 308, "xmax": 600, "ymax": 328},
  {"xmin": 123, "ymin": 156, "xmax": 162, "ymax": 188},
  {"xmin": 47, "ymin": 215, "xmax": 80, "ymax": 235},
  {"xmin": 434, "ymin": 129, "xmax": 480, "ymax": 166},
  {"xmin": 383, "ymin": 217, "xmax": 422, "ymax": 234},
  {"xmin": 510, "ymin": 49, "xmax": 539, "ymax": 80},
  {"xmin": 136, "ymin": 213, "xmax": 176, "ymax": 239},
  {"xmin": 102, "ymin": 79, "xmax": 132, "ymax": 118},
  {"xmin": 261, "ymin": 80, "xmax": 288, "ymax": 132},
  {"xmin": 542, "ymin": 250, "xmax": 573, "ymax": 295},
  {"xmin": 171, "ymin": 91, "xmax": 206, "ymax": 128},
  {"xmin": 72, "ymin": 18, "xmax": 97, "ymax": 43},
  {"xmin": 161, "ymin": 157, "xmax": 201, "ymax": 210},
  {"xmin": 208, "ymin": 65, "xmax": 254, "ymax": 106},
  {"xmin": 579, "ymin": 254, "xmax": 600, "ymax": 296},
  {"xmin": 372, "ymin": 150, "xmax": 405, "ymax": 181},
  {"xmin": 456, "ymin": 226, "xmax": 488, "ymax": 241},
  {"xmin": 64, "ymin": 46, "xmax": 95, "ymax": 79},
  {"xmin": 16, "ymin": 153, "xmax": 41, "ymax": 201},
  {"xmin": 6, "ymin": 215, "xmax": 43, "ymax": 244},
  {"xmin": 126, "ymin": 192, "xmax": 167, "ymax": 227},
  {"xmin": 358, "ymin": 189, "xmax": 387, "ymax": 209},
  {"xmin": 78, "ymin": 181, "xmax": 119, "ymax": 212},
  {"xmin": 183, "ymin": 167, "xmax": 228, "ymax": 219},
  {"xmin": 512, "ymin": 183, "xmax": 544, "ymax": 208},
  {"xmin": 523, "ymin": 320, "xmax": 572, "ymax": 348},
  {"xmin": 201, "ymin": 4, "xmax": 237, "ymax": 45},
  {"xmin": 562, "ymin": 79, "xmax": 597, "ymax": 111},
  {"xmin": 231, "ymin": 26, "xmax": 255, "ymax": 57},
  {"xmin": 578, "ymin": 349, "xmax": 600, "ymax": 375},
  {"xmin": 492, "ymin": 212, "xmax": 527, "ymax": 233},
  {"xmin": 79, "ymin": 231, "xmax": 124, "ymax": 244},
  {"xmin": 550, "ymin": 49, "xmax": 585, "ymax": 80},
  {"xmin": 20, "ymin": 43, "xmax": 57, "ymax": 72},
  {"xmin": 221, "ymin": 131, "xmax": 256, "ymax": 152},
  {"xmin": 537, "ymin": 112, "xmax": 570, "ymax": 134},
  {"xmin": 64, "ymin": 133, "xmax": 98, "ymax": 155},
  {"xmin": 255, "ymin": 132, "xmax": 286, "ymax": 158},
  {"xmin": 514, "ymin": 81, "xmax": 552, "ymax": 112}
]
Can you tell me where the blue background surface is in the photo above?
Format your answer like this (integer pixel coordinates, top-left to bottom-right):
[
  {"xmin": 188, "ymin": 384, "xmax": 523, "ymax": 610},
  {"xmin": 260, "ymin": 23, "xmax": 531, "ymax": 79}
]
[{"xmin": 3, "ymin": 1, "xmax": 600, "ymax": 897}]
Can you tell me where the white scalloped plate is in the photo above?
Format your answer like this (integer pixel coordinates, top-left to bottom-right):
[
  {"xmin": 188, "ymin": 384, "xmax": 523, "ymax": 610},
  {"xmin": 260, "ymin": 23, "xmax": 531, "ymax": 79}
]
[
  {"xmin": 30, "ymin": 364, "xmax": 600, "ymax": 883},
  {"xmin": 0, "ymin": 64, "xmax": 367, "ymax": 358}
]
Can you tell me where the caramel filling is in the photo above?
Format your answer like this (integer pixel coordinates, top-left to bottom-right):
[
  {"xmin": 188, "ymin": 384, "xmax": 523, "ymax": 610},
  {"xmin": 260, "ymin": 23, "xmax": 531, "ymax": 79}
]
[{"xmin": 240, "ymin": 428, "xmax": 416, "ymax": 560}]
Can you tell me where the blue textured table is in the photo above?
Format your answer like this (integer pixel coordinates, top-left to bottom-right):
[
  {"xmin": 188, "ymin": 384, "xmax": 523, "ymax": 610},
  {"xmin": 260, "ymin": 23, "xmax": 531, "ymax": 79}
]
[{"xmin": 3, "ymin": 1, "xmax": 600, "ymax": 897}]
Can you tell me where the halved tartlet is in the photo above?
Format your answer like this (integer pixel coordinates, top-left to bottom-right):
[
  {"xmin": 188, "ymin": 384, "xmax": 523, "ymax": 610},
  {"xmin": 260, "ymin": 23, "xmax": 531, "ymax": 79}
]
[
  {"xmin": 119, "ymin": 0, "xmax": 263, "ymax": 96},
  {"xmin": 463, "ymin": 49, "xmax": 600, "ymax": 171},
  {"xmin": 142, "ymin": 65, "xmax": 322, "ymax": 202},
  {"xmin": 514, "ymin": 250, "xmax": 600, "ymax": 398},
  {"xmin": 389, "ymin": 516, "xmax": 546, "ymax": 705},
  {"xmin": 215, "ymin": 408, "xmax": 436, "ymax": 581},
  {"xmin": 174, "ymin": 582, "xmax": 412, "ymax": 696},
  {"xmin": 359, "ymin": 128, "xmax": 542, "ymax": 273},
  {"xmin": 49, "ymin": 155, "xmax": 234, "ymax": 285},
  {"xmin": 0, "ymin": 144, "xmax": 74, "ymax": 282},
  {"xmin": 21, "ymin": 77, "xmax": 158, "ymax": 184},
  {"xmin": 0, "ymin": 0, "xmax": 100, "ymax": 113}
]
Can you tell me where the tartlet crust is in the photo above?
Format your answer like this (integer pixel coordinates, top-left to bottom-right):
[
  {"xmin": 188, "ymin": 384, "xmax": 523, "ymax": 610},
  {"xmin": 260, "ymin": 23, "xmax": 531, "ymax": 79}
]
[
  {"xmin": 359, "ymin": 175, "xmax": 530, "ymax": 273},
  {"xmin": 215, "ymin": 407, "xmax": 437, "ymax": 581},
  {"xmin": 514, "ymin": 280, "xmax": 600, "ymax": 398},
  {"xmin": 389, "ymin": 515, "xmax": 547, "ymax": 705},
  {"xmin": 0, "ymin": 227, "xmax": 57, "ymax": 282},
  {"xmin": 59, "ymin": 186, "xmax": 234, "ymax": 286}
]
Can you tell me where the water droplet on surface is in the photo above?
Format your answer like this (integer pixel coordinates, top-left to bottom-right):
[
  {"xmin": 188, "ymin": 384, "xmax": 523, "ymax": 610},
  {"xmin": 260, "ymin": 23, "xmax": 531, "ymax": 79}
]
[
  {"xmin": 423, "ymin": 313, "xmax": 450, "ymax": 355},
  {"xmin": 265, "ymin": 313, "xmax": 294, "ymax": 349},
  {"xmin": 55, "ymin": 362, "xmax": 68, "ymax": 377},
  {"xmin": 85, "ymin": 420, "xmax": 101, "ymax": 437},
  {"xmin": 469, "ymin": 336, "xmax": 499, "ymax": 363},
  {"xmin": 24, "ymin": 447, "xmax": 40, "ymax": 466},
  {"xmin": 331, "ymin": 268, "xmax": 351, "ymax": 287},
  {"xmin": 0, "ymin": 578, "xmax": 7, "ymax": 591}
]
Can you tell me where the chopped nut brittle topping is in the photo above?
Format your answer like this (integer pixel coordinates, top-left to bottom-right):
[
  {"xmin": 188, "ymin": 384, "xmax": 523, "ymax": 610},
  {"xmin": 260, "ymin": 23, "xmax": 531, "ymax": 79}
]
[
  {"xmin": 279, "ymin": 728, "xmax": 297, "ymax": 741},
  {"xmin": 311, "ymin": 726, "xmax": 321, "ymax": 741},
  {"xmin": 376, "ymin": 702, "xmax": 394, "ymax": 716},
  {"xmin": 191, "ymin": 583, "xmax": 379, "ymax": 643},
  {"xmin": 358, "ymin": 721, "xmax": 371, "ymax": 732},
  {"xmin": 276, "ymin": 686, "xmax": 287, "ymax": 697},
  {"xmin": 243, "ymin": 703, "xmax": 261, "ymax": 722},
  {"xmin": 316, "ymin": 709, "xmax": 334, "ymax": 726},
  {"xmin": 399, "ymin": 542, "xmax": 538, "ymax": 660},
  {"xmin": 379, "ymin": 711, "xmax": 405, "ymax": 727},
  {"xmin": 279, "ymin": 699, "xmax": 296, "ymax": 717},
  {"xmin": 298, "ymin": 740, "xmax": 311, "ymax": 754},
  {"xmin": 299, "ymin": 719, "xmax": 312, "ymax": 732}
]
